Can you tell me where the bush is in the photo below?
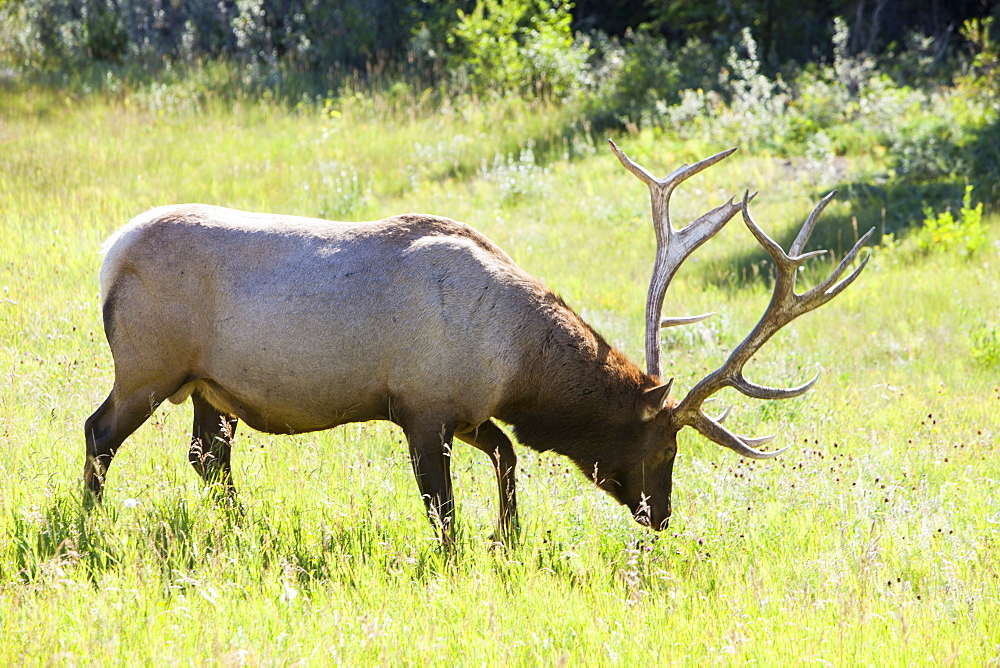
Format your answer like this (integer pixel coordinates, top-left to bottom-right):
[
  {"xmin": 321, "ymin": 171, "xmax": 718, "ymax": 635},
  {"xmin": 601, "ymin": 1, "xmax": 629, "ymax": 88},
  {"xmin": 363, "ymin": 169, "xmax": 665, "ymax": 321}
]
[
  {"xmin": 481, "ymin": 143, "xmax": 551, "ymax": 204},
  {"xmin": 890, "ymin": 117, "xmax": 968, "ymax": 182},
  {"xmin": 0, "ymin": 0, "xmax": 431, "ymax": 73},
  {"xmin": 580, "ymin": 31, "xmax": 725, "ymax": 132},
  {"xmin": 970, "ymin": 321, "xmax": 1000, "ymax": 369},
  {"xmin": 915, "ymin": 185, "xmax": 986, "ymax": 258},
  {"xmin": 444, "ymin": 0, "xmax": 589, "ymax": 100},
  {"xmin": 581, "ymin": 30, "xmax": 681, "ymax": 130}
]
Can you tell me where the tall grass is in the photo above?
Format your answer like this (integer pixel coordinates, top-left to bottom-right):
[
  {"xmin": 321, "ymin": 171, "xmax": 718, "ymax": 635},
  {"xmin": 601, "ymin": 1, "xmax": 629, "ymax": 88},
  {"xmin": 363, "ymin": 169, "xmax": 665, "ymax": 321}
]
[{"xmin": 1, "ymin": 79, "xmax": 998, "ymax": 663}]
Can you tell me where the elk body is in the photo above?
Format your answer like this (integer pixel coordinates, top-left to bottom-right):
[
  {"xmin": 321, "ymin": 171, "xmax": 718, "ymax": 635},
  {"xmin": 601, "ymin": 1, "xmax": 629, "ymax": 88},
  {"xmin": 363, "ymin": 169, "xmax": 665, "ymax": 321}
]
[{"xmin": 85, "ymin": 144, "xmax": 871, "ymax": 541}]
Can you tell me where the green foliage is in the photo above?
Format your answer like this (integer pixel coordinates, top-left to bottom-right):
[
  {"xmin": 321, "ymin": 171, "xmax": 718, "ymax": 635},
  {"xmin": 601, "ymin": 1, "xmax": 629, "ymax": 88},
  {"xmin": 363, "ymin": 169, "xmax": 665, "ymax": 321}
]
[
  {"xmin": 890, "ymin": 117, "xmax": 968, "ymax": 182},
  {"xmin": 958, "ymin": 17, "xmax": 999, "ymax": 93},
  {"xmin": 316, "ymin": 162, "xmax": 371, "ymax": 219},
  {"xmin": 2, "ymin": 0, "xmax": 996, "ymax": 104},
  {"xmin": 648, "ymin": 0, "xmax": 840, "ymax": 67},
  {"xmin": 916, "ymin": 185, "xmax": 986, "ymax": 257},
  {"xmin": 717, "ymin": 27, "xmax": 792, "ymax": 149},
  {"xmin": 831, "ymin": 16, "xmax": 875, "ymax": 96},
  {"xmin": 581, "ymin": 29, "xmax": 685, "ymax": 130},
  {"xmin": 482, "ymin": 143, "xmax": 552, "ymax": 203},
  {"xmin": 0, "ymin": 0, "xmax": 427, "ymax": 73},
  {"xmin": 970, "ymin": 321, "xmax": 1000, "ymax": 368},
  {"xmin": 445, "ymin": 0, "xmax": 589, "ymax": 99}
]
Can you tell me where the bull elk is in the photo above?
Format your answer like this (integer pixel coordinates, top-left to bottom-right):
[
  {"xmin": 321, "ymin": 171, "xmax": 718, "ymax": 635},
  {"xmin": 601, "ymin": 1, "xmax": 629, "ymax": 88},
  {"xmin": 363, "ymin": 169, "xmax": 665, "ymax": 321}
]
[{"xmin": 85, "ymin": 143, "xmax": 871, "ymax": 542}]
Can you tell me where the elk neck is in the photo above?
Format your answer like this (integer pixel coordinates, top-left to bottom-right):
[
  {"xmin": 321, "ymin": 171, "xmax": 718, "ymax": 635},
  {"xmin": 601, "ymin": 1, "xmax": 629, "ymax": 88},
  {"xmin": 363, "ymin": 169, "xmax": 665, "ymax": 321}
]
[{"xmin": 496, "ymin": 290, "xmax": 658, "ymax": 470}]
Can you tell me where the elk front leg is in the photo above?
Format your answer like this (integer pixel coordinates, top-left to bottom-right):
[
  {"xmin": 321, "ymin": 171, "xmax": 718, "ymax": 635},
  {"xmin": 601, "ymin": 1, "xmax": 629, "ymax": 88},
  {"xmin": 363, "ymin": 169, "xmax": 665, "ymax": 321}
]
[
  {"xmin": 405, "ymin": 420, "xmax": 456, "ymax": 546},
  {"xmin": 457, "ymin": 419, "xmax": 519, "ymax": 543},
  {"xmin": 189, "ymin": 391, "xmax": 239, "ymax": 495}
]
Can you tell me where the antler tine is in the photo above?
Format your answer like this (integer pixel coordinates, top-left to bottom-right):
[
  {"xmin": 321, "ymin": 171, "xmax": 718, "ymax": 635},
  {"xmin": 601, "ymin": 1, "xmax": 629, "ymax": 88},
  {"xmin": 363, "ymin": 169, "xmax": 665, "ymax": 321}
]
[
  {"xmin": 739, "ymin": 190, "xmax": 798, "ymax": 270},
  {"xmin": 660, "ymin": 312, "xmax": 716, "ymax": 328},
  {"xmin": 609, "ymin": 141, "xmax": 737, "ymax": 193},
  {"xmin": 689, "ymin": 412, "xmax": 788, "ymax": 459},
  {"xmin": 712, "ymin": 405, "xmax": 732, "ymax": 423},
  {"xmin": 608, "ymin": 139, "xmax": 658, "ymax": 187},
  {"xmin": 671, "ymin": 191, "xmax": 871, "ymax": 458},
  {"xmin": 731, "ymin": 372, "xmax": 819, "ymax": 401},
  {"xmin": 790, "ymin": 190, "xmax": 837, "ymax": 256},
  {"xmin": 802, "ymin": 228, "xmax": 875, "ymax": 304},
  {"xmin": 610, "ymin": 141, "xmax": 740, "ymax": 379},
  {"xmin": 658, "ymin": 147, "xmax": 739, "ymax": 192}
]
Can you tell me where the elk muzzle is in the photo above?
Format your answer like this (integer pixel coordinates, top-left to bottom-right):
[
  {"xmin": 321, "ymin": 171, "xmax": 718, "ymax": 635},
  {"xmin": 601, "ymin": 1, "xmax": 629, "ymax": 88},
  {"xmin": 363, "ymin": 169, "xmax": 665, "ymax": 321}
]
[{"xmin": 632, "ymin": 498, "xmax": 671, "ymax": 530}]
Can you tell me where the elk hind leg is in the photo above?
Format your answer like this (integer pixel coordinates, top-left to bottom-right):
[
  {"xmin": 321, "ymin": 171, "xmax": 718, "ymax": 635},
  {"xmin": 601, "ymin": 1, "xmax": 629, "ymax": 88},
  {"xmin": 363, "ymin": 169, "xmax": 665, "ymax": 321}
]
[
  {"xmin": 84, "ymin": 379, "xmax": 183, "ymax": 505},
  {"xmin": 189, "ymin": 390, "xmax": 239, "ymax": 496}
]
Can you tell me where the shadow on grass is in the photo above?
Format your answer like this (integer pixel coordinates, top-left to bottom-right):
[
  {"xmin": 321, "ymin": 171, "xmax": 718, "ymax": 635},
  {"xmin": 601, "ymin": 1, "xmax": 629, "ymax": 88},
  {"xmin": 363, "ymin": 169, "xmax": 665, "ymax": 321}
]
[
  {"xmin": 0, "ymin": 487, "xmax": 466, "ymax": 589},
  {"xmin": 698, "ymin": 178, "xmax": 974, "ymax": 293},
  {"xmin": 3, "ymin": 493, "xmax": 120, "ymax": 584},
  {"xmin": 682, "ymin": 109, "xmax": 1000, "ymax": 293}
]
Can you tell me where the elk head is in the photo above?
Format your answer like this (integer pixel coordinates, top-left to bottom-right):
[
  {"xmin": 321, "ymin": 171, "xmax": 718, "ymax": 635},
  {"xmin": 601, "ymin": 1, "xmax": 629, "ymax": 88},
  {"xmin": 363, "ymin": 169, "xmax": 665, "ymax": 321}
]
[{"xmin": 609, "ymin": 140, "xmax": 872, "ymax": 530}]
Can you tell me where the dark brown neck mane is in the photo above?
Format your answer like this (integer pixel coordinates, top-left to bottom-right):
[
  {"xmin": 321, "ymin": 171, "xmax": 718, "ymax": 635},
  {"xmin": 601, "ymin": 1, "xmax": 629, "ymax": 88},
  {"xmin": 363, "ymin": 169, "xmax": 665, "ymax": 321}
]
[{"xmin": 496, "ymin": 290, "xmax": 654, "ymax": 473}]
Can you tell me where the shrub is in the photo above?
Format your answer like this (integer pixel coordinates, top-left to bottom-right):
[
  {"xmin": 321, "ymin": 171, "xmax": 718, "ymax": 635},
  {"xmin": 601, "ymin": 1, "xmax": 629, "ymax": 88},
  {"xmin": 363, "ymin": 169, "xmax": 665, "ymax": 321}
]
[
  {"xmin": 0, "ymin": 0, "xmax": 428, "ymax": 73},
  {"xmin": 915, "ymin": 185, "xmax": 985, "ymax": 258},
  {"xmin": 956, "ymin": 17, "xmax": 999, "ymax": 95},
  {"xmin": 581, "ymin": 29, "xmax": 682, "ymax": 130},
  {"xmin": 482, "ymin": 143, "xmax": 551, "ymax": 204},
  {"xmin": 831, "ymin": 16, "xmax": 875, "ymax": 97},
  {"xmin": 316, "ymin": 162, "xmax": 371, "ymax": 220},
  {"xmin": 970, "ymin": 321, "xmax": 1000, "ymax": 369},
  {"xmin": 714, "ymin": 27, "xmax": 791, "ymax": 150},
  {"xmin": 890, "ymin": 117, "xmax": 968, "ymax": 181},
  {"xmin": 444, "ymin": 0, "xmax": 589, "ymax": 100}
]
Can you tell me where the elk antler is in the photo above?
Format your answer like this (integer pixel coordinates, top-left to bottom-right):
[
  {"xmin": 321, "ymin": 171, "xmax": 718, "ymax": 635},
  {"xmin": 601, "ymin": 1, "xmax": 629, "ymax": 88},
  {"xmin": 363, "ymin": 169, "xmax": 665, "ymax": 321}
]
[
  {"xmin": 670, "ymin": 191, "xmax": 874, "ymax": 458},
  {"xmin": 608, "ymin": 140, "xmax": 742, "ymax": 379}
]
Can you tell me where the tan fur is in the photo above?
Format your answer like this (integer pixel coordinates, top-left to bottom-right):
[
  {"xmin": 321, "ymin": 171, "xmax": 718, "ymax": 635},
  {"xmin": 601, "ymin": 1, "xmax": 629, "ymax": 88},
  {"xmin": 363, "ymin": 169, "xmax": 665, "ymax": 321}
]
[{"xmin": 100, "ymin": 206, "xmax": 534, "ymax": 428}]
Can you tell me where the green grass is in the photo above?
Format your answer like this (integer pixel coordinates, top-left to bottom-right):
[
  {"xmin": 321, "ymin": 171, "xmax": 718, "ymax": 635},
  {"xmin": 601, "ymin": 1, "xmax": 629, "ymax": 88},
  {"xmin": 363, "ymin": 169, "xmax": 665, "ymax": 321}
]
[{"xmin": 1, "ymin": 79, "xmax": 999, "ymax": 664}]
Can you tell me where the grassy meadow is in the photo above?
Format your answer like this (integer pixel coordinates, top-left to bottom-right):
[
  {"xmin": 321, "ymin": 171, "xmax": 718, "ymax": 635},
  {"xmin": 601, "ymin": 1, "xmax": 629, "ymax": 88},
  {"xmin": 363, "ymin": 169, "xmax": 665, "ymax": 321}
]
[{"xmin": 1, "ymin": 78, "xmax": 999, "ymax": 664}]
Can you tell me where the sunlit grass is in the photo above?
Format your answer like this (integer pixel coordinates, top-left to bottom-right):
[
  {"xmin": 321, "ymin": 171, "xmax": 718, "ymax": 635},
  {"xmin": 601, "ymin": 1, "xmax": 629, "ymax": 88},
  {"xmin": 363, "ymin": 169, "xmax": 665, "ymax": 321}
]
[{"xmin": 1, "ymin": 82, "xmax": 998, "ymax": 663}]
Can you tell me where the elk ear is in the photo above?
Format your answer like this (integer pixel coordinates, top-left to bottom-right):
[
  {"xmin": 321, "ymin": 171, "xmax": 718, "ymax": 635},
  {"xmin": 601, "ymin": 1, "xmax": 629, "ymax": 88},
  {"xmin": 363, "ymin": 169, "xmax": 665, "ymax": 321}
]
[{"xmin": 639, "ymin": 379, "xmax": 674, "ymax": 422}]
